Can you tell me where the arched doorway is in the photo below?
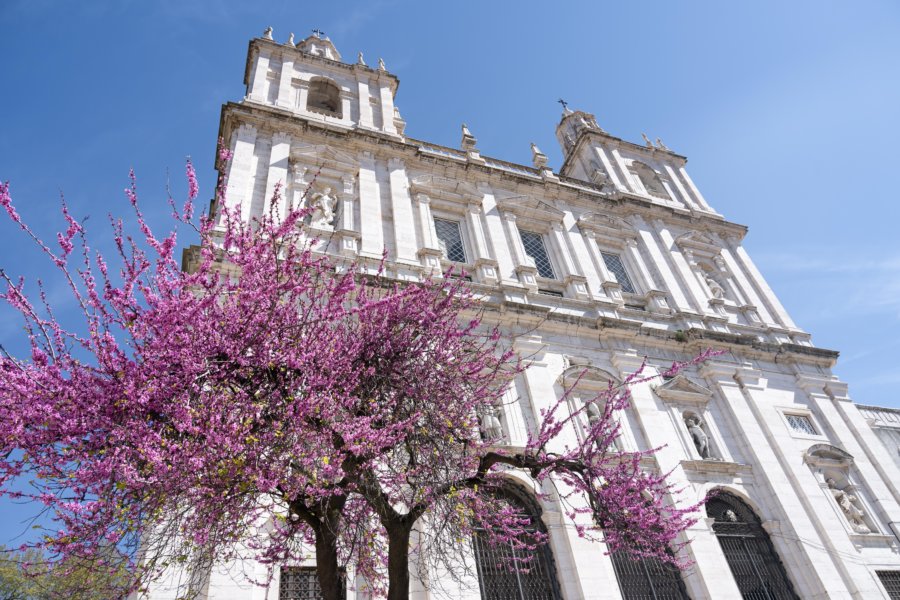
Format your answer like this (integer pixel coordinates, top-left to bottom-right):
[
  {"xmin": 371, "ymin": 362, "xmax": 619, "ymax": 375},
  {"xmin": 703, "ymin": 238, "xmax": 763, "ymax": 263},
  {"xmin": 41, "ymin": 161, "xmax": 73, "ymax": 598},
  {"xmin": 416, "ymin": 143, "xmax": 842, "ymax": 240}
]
[
  {"xmin": 706, "ymin": 493, "xmax": 799, "ymax": 600},
  {"xmin": 472, "ymin": 486, "xmax": 563, "ymax": 600}
]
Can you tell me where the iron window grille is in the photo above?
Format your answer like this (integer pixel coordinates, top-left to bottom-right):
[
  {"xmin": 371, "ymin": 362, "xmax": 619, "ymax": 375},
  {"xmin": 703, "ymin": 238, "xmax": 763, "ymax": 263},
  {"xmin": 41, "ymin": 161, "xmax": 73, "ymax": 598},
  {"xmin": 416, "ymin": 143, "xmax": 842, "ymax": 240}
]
[
  {"xmin": 610, "ymin": 550, "xmax": 690, "ymax": 600},
  {"xmin": 707, "ymin": 494, "xmax": 799, "ymax": 600},
  {"xmin": 434, "ymin": 218, "xmax": 467, "ymax": 263},
  {"xmin": 472, "ymin": 488, "xmax": 562, "ymax": 600},
  {"xmin": 519, "ymin": 230, "xmax": 555, "ymax": 279},
  {"xmin": 279, "ymin": 566, "xmax": 346, "ymax": 600},
  {"xmin": 601, "ymin": 252, "xmax": 636, "ymax": 294},
  {"xmin": 785, "ymin": 414, "xmax": 817, "ymax": 436},
  {"xmin": 876, "ymin": 571, "xmax": 900, "ymax": 599}
]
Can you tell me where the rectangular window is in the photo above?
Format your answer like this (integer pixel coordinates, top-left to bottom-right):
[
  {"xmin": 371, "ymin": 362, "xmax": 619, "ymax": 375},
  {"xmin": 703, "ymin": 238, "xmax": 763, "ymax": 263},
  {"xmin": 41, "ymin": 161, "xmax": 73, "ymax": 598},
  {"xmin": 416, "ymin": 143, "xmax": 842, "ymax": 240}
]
[
  {"xmin": 601, "ymin": 252, "xmax": 636, "ymax": 294},
  {"xmin": 876, "ymin": 571, "xmax": 900, "ymax": 599},
  {"xmin": 519, "ymin": 230, "xmax": 555, "ymax": 279},
  {"xmin": 280, "ymin": 566, "xmax": 345, "ymax": 600},
  {"xmin": 434, "ymin": 218, "xmax": 467, "ymax": 263},
  {"xmin": 785, "ymin": 414, "xmax": 817, "ymax": 436}
]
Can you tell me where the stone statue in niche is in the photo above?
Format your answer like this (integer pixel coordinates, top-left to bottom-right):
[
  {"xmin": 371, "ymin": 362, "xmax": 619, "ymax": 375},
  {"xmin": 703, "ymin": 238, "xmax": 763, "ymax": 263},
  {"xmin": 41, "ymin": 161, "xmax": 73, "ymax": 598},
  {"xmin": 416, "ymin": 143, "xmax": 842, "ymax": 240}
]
[
  {"xmin": 585, "ymin": 400, "xmax": 602, "ymax": 426},
  {"xmin": 705, "ymin": 273, "xmax": 725, "ymax": 299},
  {"xmin": 826, "ymin": 478, "xmax": 871, "ymax": 533},
  {"xmin": 309, "ymin": 187, "xmax": 336, "ymax": 228},
  {"xmin": 480, "ymin": 407, "xmax": 504, "ymax": 441},
  {"xmin": 685, "ymin": 416, "xmax": 711, "ymax": 459}
]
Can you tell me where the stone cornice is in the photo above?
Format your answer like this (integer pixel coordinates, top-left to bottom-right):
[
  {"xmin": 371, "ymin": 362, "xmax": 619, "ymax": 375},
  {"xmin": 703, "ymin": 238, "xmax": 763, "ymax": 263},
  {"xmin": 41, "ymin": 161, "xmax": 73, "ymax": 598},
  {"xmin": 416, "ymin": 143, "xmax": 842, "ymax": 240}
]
[{"xmin": 217, "ymin": 102, "xmax": 748, "ymax": 242}]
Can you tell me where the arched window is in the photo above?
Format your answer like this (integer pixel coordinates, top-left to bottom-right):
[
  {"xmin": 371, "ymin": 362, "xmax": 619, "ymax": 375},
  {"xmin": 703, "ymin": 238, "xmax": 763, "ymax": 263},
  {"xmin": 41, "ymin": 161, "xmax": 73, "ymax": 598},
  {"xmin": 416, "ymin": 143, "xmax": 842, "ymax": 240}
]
[
  {"xmin": 610, "ymin": 549, "xmax": 690, "ymax": 600},
  {"xmin": 630, "ymin": 161, "xmax": 670, "ymax": 199},
  {"xmin": 706, "ymin": 493, "xmax": 799, "ymax": 600},
  {"xmin": 307, "ymin": 78, "xmax": 342, "ymax": 117},
  {"xmin": 472, "ymin": 486, "xmax": 562, "ymax": 600}
]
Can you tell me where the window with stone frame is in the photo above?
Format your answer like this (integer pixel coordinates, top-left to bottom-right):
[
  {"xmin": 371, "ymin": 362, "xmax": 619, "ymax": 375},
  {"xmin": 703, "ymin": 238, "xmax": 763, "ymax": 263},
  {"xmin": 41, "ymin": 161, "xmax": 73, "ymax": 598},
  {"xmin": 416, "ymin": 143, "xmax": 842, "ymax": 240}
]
[
  {"xmin": 433, "ymin": 217, "xmax": 467, "ymax": 263},
  {"xmin": 307, "ymin": 78, "xmax": 342, "ymax": 117},
  {"xmin": 785, "ymin": 414, "xmax": 817, "ymax": 436},
  {"xmin": 601, "ymin": 252, "xmax": 637, "ymax": 294},
  {"xmin": 519, "ymin": 229, "xmax": 556, "ymax": 279}
]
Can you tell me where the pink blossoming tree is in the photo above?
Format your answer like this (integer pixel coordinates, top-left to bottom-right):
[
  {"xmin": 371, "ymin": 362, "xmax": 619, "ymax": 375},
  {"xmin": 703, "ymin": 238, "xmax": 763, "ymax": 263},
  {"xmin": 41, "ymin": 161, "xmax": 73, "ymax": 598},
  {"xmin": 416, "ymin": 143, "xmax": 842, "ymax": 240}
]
[{"xmin": 0, "ymin": 159, "xmax": 708, "ymax": 600}]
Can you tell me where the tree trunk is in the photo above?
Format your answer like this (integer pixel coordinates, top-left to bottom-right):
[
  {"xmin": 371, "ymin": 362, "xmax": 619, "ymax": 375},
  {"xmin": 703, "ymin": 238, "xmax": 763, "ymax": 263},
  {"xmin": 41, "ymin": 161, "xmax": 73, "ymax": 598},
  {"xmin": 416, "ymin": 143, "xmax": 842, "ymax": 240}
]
[
  {"xmin": 386, "ymin": 523, "xmax": 412, "ymax": 600},
  {"xmin": 313, "ymin": 524, "xmax": 344, "ymax": 600}
]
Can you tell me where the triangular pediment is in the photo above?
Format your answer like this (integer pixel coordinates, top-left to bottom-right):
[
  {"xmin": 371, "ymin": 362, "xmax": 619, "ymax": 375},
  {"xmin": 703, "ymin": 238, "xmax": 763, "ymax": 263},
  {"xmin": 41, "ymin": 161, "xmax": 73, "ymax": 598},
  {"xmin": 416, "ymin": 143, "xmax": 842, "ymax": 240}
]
[
  {"xmin": 409, "ymin": 174, "xmax": 480, "ymax": 200},
  {"xmin": 653, "ymin": 374, "xmax": 712, "ymax": 404},
  {"xmin": 578, "ymin": 213, "xmax": 635, "ymax": 234},
  {"xmin": 495, "ymin": 193, "xmax": 565, "ymax": 221},
  {"xmin": 675, "ymin": 231, "xmax": 721, "ymax": 257},
  {"xmin": 291, "ymin": 144, "xmax": 358, "ymax": 169}
]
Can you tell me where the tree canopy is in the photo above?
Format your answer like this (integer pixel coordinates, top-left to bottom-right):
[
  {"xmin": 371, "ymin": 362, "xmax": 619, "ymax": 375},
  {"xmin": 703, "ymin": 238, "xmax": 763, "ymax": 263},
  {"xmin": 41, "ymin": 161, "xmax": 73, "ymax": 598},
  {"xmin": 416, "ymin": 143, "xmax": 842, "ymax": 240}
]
[{"xmin": 0, "ymin": 157, "xmax": 707, "ymax": 599}]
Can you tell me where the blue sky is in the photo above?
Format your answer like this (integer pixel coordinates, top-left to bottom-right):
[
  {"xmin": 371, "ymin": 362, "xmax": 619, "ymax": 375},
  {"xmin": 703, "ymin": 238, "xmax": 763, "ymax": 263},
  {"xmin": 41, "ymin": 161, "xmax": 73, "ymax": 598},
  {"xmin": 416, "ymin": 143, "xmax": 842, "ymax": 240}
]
[{"xmin": 1, "ymin": 1, "xmax": 899, "ymax": 546}]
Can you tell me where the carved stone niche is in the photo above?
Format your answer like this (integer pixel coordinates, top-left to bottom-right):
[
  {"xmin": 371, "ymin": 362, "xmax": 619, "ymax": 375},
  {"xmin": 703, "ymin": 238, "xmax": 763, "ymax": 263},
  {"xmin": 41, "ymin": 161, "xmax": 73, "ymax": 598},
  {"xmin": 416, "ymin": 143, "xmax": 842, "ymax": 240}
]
[{"xmin": 804, "ymin": 444, "xmax": 879, "ymax": 536}]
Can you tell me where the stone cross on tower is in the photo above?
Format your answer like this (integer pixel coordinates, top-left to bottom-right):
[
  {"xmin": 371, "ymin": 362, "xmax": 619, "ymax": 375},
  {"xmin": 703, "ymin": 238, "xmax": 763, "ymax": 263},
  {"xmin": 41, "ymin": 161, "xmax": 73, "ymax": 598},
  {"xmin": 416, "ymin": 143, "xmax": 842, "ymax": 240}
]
[
  {"xmin": 558, "ymin": 98, "xmax": 569, "ymax": 111},
  {"xmin": 312, "ymin": 28, "xmax": 325, "ymax": 38}
]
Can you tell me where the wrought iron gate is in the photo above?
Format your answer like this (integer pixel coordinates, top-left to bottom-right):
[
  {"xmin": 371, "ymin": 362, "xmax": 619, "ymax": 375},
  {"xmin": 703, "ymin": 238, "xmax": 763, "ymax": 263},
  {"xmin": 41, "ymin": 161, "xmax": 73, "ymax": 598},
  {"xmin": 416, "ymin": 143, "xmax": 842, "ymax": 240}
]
[{"xmin": 707, "ymin": 495, "xmax": 799, "ymax": 600}]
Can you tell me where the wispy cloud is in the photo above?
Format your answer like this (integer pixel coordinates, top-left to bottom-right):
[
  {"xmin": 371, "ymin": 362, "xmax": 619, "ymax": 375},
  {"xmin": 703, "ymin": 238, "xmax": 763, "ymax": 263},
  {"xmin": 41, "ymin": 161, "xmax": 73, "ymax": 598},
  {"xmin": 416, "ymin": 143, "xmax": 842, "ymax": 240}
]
[{"xmin": 756, "ymin": 247, "xmax": 900, "ymax": 321}]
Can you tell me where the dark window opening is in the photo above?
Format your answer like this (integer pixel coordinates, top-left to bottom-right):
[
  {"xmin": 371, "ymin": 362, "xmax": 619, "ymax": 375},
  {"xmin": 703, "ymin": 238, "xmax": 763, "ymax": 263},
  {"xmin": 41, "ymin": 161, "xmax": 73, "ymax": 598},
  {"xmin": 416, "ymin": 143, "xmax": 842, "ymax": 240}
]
[{"xmin": 307, "ymin": 79, "xmax": 342, "ymax": 117}]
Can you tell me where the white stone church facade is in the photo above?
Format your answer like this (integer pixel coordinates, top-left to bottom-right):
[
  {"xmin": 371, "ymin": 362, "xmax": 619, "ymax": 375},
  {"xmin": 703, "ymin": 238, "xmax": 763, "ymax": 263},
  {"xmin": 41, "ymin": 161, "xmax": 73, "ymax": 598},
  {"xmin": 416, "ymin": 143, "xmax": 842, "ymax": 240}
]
[{"xmin": 153, "ymin": 31, "xmax": 900, "ymax": 600}]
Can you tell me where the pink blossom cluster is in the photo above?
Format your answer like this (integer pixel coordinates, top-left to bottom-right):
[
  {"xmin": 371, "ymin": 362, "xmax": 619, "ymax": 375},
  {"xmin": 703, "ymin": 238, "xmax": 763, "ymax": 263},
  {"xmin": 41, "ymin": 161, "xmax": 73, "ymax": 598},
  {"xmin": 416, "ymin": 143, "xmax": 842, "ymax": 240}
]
[{"xmin": 0, "ymin": 159, "xmax": 710, "ymax": 599}]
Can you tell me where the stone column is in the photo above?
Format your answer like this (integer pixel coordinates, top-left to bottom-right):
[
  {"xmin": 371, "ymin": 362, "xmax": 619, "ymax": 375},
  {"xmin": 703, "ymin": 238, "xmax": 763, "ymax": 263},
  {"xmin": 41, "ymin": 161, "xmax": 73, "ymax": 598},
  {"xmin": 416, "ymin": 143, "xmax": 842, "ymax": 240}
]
[
  {"xmin": 338, "ymin": 175, "xmax": 358, "ymax": 257},
  {"xmin": 413, "ymin": 194, "xmax": 442, "ymax": 274},
  {"xmin": 339, "ymin": 90, "xmax": 353, "ymax": 124},
  {"xmin": 609, "ymin": 147, "xmax": 636, "ymax": 193},
  {"xmin": 357, "ymin": 79, "xmax": 374, "ymax": 129},
  {"xmin": 387, "ymin": 157, "xmax": 418, "ymax": 268},
  {"xmin": 581, "ymin": 230, "xmax": 618, "ymax": 302},
  {"xmin": 718, "ymin": 246, "xmax": 774, "ymax": 325},
  {"xmin": 550, "ymin": 222, "xmax": 589, "ymax": 299},
  {"xmin": 275, "ymin": 57, "xmax": 294, "ymax": 109},
  {"xmin": 503, "ymin": 212, "xmax": 538, "ymax": 290},
  {"xmin": 357, "ymin": 151, "xmax": 384, "ymax": 258},
  {"xmin": 731, "ymin": 243, "xmax": 798, "ymax": 329},
  {"xmin": 248, "ymin": 49, "xmax": 271, "ymax": 103},
  {"xmin": 593, "ymin": 146, "xmax": 626, "ymax": 190},
  {"xmin": 262, "ymin": 132, "xmax": 291, "ymax": 222},
  {"xmin": 678, "ymin": 167, "xmax": 714, "ymax": 212},
  {"xmin": 295, "ymin": 79, "xmax": 310, "ymax": 113},
  {"xmin": 224, "ymin": 124, "xmax": 258, "ymax": 224},
  {"xmin": 662, "ymin": 164, "xmax": 699, "ymax": 210},
  {"xmin": 378, "ymin": 83, "xmax": 397, "ymax": 135},
  {"xmin": 465, "ymin": 201, "xmax": 499, "ymax": 285},
  {"xmin": 479, "ymin": 185, "xmax": 517, "ymax": 285}
]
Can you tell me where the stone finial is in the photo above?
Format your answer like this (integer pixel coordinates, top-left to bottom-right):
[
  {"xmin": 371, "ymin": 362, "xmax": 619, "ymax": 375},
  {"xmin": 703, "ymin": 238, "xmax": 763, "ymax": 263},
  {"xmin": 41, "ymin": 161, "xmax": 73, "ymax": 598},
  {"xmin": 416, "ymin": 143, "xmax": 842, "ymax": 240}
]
[
  {"xmin": 656, "ymin": 137, "xmax": 670, "ymax": 151},
  {"xmin": 357, "ymin": 51, "xmax": 366, "ymax": 66},
  {"xmin": 530, "ymin": 142, "xmax": 548, "ymax": 170},
  {"xmin": 263, "ymin": 26, "xmax": 273, "ymax": 40},
  {"xmin": 461, "ymin": 123, "xmax": 477, "ymax": 150},
  {"xmin": 378, "ymin": 57, "xmax": 386, "ymax": 71},
  {"xmin": 641, "ymin": 133, "xmax": 653, "ymax": 148},
  {"xmin": 287, "ymin": 32, "xmax": 295, "ymax": 46}
]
